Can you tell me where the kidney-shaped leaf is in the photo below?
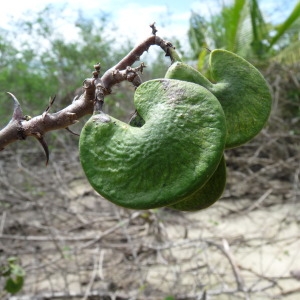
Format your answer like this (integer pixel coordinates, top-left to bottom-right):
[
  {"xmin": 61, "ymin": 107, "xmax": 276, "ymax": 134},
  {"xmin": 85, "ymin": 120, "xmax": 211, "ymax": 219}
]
[
  {"xmin": 79, "ymin": 79, "xmax": 226, "ymax": 210},
  {"xmin": 165, "ymin": 50, "xmax": 272, "ymax": 148}
]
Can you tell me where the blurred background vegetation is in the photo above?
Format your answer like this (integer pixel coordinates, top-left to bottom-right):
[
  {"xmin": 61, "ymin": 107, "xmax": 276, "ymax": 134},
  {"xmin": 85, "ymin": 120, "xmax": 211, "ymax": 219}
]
[
  {"xmin": 188, "ymin": 0, "xmax": 300, "ymax": 135},
  {"xmin": 0, "ymin": 0, "xmax": 299, "ymax": 143}
]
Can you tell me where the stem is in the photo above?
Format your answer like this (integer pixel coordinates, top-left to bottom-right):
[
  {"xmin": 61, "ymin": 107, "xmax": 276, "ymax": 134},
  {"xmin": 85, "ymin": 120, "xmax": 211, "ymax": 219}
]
[
  {"xmin": 168, "ymin": 46, "xmax": 182, "ymax": 63},
  {"xmin": 100, "ymin": 35, "xmax": 179, "ymax": 92}
]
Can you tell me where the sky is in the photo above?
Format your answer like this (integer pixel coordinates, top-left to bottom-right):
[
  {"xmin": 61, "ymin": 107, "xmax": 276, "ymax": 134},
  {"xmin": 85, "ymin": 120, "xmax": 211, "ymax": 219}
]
[{"xmin": 0, "ymin": 0, "xmax": 298, "ymax": 55}]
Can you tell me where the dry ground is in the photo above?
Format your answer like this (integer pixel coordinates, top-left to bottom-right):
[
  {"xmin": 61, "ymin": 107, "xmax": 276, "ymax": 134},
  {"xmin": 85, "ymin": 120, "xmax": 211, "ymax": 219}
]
[
  {"xmin": 0, "ymin": 121, "xmax": 299, "ymax": 300},
  {"xmin": 1, "ymin": 62, "xmax": 300, "ymax": 300}
]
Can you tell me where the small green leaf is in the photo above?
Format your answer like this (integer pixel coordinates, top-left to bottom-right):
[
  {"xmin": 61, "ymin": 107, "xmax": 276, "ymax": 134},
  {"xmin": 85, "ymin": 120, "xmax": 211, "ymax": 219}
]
[
  {"xmin": 7, "ymin": 257, "xmax": 18, "ymax": 264},
  {"xmin": 4, "ymin": 276, "xmax": 24, "ymax": 294},
  {"xmin": 10, "ymin": 264, "xmax": 25, "ymax": 277},
  {"xmin": 268, "ymin": 1, "xmax": 300, "ymax": 50},
  {"xmin": 164, "ymin": 296, "xmax": 175, "ymax": 300}
]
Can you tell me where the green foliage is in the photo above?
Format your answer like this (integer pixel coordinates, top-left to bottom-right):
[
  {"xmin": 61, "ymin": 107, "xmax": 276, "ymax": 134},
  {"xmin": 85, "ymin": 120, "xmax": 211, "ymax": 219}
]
[
  {"xmin": 1, "ymin": 257, "xmax": 25, "ymax": 294},
  {"xmin": 187, "ymin": 0, "xmax": 300, "ymax": 124},
  {"xmin": 188, "ymin": 0, "xmax": 300, "ymax": 67},
  {"xmin": 165, "ymin": 50, "xmax": 272, "ymax": 149},
  {"xmin": 268, "ymin": 1, "xmax": 300, "ymax": 50}
]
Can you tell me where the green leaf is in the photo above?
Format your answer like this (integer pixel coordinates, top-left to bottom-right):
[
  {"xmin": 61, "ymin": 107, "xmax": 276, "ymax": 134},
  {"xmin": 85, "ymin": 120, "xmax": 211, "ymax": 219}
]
[
  {"xmin": 268, "ymin": 1, "xmax": 300, "ymax": 50},
  {"xmin": 222, "ymin": 0, "xmax": 247, "ymax": 52},
  {"xmin": 165, "ymin": 50, "xmax": 272, "ymax": 148},
  {"xmin": 7, "ymin": 257, "xmax": 18, "ymax": 264},
  {"xmin": 10, "ymin": 264, "xmax": 26, "ymax": 277},
  {"xmin": 4, "ymin": 276, "xmax": 24, "ymax": 294},
  {"xmin": 248, "ymin": 0, "xmax": 268, "ymax": 57},
  {"xmin": 188, "ymin": 12, "xmax": 208, "ymax": 59},
  {"xmin": 164, "ymin": 297, "xmax": 175, "ymax": 300},
  {"xmin": 80, "ymin": 79, "xmax": 226, "ymax": 210}
]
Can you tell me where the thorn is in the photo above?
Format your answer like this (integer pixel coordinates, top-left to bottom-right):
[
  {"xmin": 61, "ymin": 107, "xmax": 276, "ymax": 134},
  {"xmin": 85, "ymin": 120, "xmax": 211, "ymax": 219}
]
[
  {"xmin": 94, "ymin": 63, "xmax": 101, "ymax": 70},
  {"xmin": 47, "ymin": 95, "xmax": 56, "ymax": 112},
  {"xmin": 65, "ymin": 127, "xmax": 80, "ymax": 136},
  {"xmin": 138, "ymin": 62, "xmax": 146, "ymax": 74},
  {"xmin": 203, "ymin": 46, "xmax": 211, "ymax": 53},
  {"xmin": 72, "ymin": 94, "xmax": 79, "ymax": 103},
  {"xmin": 6, "ymin": 92, "xmax": 23, "ymax": 121},
  {"xmin": 150, "ymin": 22, "xmax": 157, "ymax": 35},
  {"xmin": 33, "ymin": 132, "xmax": 49, "ymax": 166},
  {"xmin": 43, "ymin": 95, "xmax": 56, "ymax": 119}
]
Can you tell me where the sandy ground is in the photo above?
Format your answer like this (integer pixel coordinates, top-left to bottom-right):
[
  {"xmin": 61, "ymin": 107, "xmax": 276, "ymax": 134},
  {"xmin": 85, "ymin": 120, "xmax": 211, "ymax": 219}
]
[{"xmin": 0, "ymin": 126, "xmax": 299, "ymax": 300}]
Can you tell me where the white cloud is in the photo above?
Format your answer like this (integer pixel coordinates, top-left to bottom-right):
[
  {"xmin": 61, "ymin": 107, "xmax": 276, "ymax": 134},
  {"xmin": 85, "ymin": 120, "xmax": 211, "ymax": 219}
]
[
  {"xmin": 190, "ymin": 0, "xmax": 231, "ymax": 18},
  {"xmin": 112, "ymin": 3, "xmax": 170, "ymax": 43}
]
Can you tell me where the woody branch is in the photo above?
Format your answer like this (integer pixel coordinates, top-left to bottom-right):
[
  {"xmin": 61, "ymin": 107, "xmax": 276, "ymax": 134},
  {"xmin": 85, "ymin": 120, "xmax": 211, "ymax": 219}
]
[{"xmin": 0, "ymin": 29, "xmax": 177, "ymax": 163}]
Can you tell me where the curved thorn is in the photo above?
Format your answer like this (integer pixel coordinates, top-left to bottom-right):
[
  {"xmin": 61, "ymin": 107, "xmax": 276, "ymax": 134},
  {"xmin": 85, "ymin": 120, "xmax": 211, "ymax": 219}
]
[
  {"xmin": 35, "ymin": 135, "xmax": 49, "ymax": 166},
  {"xmin": 6, "ymin": 92, "xmax": 23, "ymax": 121},
  {"xmin": 45, "ymin": 95, "xmax": 56, "ymax": 113},
  {"xmin": 65, "ymin": 127, "xmax": 80, "ymax": 136},
  {"xmin": 43, "ymin": 95, "xmax": 57, "ymax": 119}
]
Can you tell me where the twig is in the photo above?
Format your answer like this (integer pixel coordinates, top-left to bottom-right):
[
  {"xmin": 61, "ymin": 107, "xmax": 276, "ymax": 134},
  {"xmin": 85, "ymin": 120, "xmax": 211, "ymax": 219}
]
[
  {"xmin": 8, "ymin": 290, "xmax": 124, "ymax": 300},
  {"xmin": 83, "ymin": 246, "xmax": 100, "ymax": 300},
  {"xmin": 78, "ymin": 211, "xmax": 142, "ymax": 249},
  {"xmin": 244, "ymin": 188, "xmax": 273, "ymax": 213},
  {"xmin": 9, "ymin": 290, "xmax": 211, "ymax": 300},
  {"xmin": 276, "ymin": 286, "xmax": 300, "ymax": 297},
  {"xmin": 0, "ymin": 211, "xmax": 6, "ymax": 235},
  {"xmin": 0, "ymin": 233, "xmax": 100, "ymax": 241},
  {"xmin": 98, "ymin": 249, "xmax": 105, "ymax": 280},
  {"xmin": 221, "ymin": 239, "xmax": 245, "ymax": 292}
]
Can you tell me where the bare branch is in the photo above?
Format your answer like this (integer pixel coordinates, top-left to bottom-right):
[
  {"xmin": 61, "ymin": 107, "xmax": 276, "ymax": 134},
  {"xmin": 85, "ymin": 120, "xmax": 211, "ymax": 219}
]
[
  {"xmin": 101, "ymin": 35, "xmax": 177, "ymax": 91},
  {"xmin": 0, "ymin": 91, "xmax": 92, "ymax": 151}
]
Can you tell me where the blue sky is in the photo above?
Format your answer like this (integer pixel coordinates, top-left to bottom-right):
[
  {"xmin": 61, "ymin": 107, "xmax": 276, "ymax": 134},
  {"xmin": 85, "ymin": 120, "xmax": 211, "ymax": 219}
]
[{"xmin": 0, "ymin": 0, "xmax": 298, "ymax": 53}]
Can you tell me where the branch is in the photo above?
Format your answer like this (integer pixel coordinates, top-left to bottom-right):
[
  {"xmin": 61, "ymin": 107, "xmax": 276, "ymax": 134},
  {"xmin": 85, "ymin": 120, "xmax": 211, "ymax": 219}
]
[
  {"xmin": 100, "ymin": 35, "xmax": 176, "ymax": 93},
  {"xmin": 0, "ymin": 32, "xmax": 178, "ymax": 163}
]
